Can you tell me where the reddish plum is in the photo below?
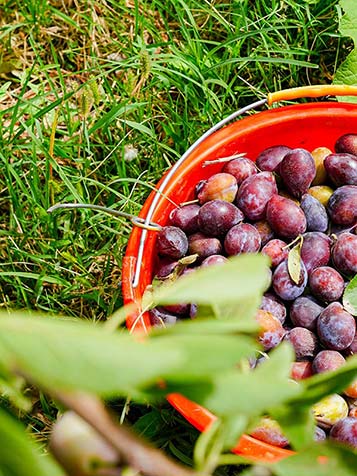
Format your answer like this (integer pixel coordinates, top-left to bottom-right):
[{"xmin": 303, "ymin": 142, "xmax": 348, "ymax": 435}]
[
  {"xmin": 290, "ymin": 296, "xmax": 324, "ymax": 331},
  {"xmin": 236, "ymin": 172, "xmax": 277, "ymax": 221},
  {"xmin": 261, "ymin": 239, "xmax": 288, "ymax": 268},
  {"xmin": 266, "ymin": 195, "xmax": 306, "ymax": 240},
  {"xmin": 332, "ymin": 232, "xmax": 357, "ymax": 276},
  {"xmin": 169, "ymin": 204, "xmax": 200, "ymax": 234},
  {"xmin": 224, "ymin": 223, "xmax": 261, "ymax": 256},
  {"xmin": 255, "ymin": 145, "xmax": 291, "ymax": 172},
  {"xmin": 198, "ymin": 199, "xmax": 244, "ymax": 237},
  {"xmin": 222, "ymin": 157, "xmax": 257, "ymax": 184},
  {"xmin": 157, "ymin": 226, "xmax": 188, "ymax": 259},
  {"xmin": 327, "ymin": 185, "xmax": 357, "ymax": 226},
  {"xmin": 309, "ymin": 266, "xmax": 345, "ymax": 302},
  {"xmin": 279, "ymin": 148, "xmax": 316, "ymax": 198}
]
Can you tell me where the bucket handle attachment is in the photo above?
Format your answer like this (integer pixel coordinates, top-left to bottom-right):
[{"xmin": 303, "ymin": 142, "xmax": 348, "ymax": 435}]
[{"xmin": 267, "ymin": 84, "xmax": 357, "ymax": 105}]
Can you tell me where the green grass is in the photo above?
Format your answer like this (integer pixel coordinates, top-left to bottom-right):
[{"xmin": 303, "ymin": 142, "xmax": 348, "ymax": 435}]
[{"xmin": 0, "ymin": 0, "xmax": 353, "ymax": 470}]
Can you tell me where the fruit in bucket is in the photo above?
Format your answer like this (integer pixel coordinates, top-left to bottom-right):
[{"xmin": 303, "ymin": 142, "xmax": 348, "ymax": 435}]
[{"xmin": 148, "ymin": 131, "xmax": 357, "ymax": 451}]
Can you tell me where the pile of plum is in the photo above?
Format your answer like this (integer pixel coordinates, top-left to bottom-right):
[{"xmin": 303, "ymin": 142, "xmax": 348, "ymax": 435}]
[{"xmin": 149, "ymin": 133, "xmax": 357, "ymax": 449}]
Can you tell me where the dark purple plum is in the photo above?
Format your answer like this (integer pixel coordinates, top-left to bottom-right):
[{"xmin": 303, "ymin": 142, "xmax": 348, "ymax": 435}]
[
  {"xmin": 272, "ymin": 259, "xmax": 308, "ymax": 301},
  {"xmin": 290, "ymin": 296, "xmax": 324, "ymax": 331},
  {"xmin": 330, "ymin": 417, "xmax": 357, "ymax": 448},
  {"xmin": 188, "ymin": 232, "xmax": 222, "ymax": 261},
  {"xmin": 255, "ymin": 145, "xmax": 291, "ymax": 172},
  {"xmin": 285, "ymin": 327, "xmax": 318, "ymax": 360},
  {"xmin": 279, "ymin": 148, "xmax": 316, "ymax": 198},
  {"xmin": 169, "ymin": 204, "xmax": 200, "ymax": 234},
  {"xmin": 309, "ymin": 266, "xmax": 345, "ymax": 303},
  {"xmin": 324, "ymin": 153, "xmax": 357, "ymax": 186},
  {"xmin": 317, "ymin": 302, "xmax": 356, "ymax": 351},
  {"xmin": 300, "ymin": 193, "xmax": 328, "ymax": 232},
  {"xmin": 235, "ymin": 172, "xmax": 277, "ymax": 221},
  {"xmin": 327, "ymin": 185, "xmax": 357, "ymax": 226},
  {"xmin": 156, "ymin": 226, "xmax": 188, "ymax": 259},
  {"xmin": 224, "ymin": 223, "xmax": 261, "ymax": 256},
  {"xmin": 149, "ymin": 307, "xmax": 178, "ymax": 327},
  {"xmin": 312, "ymin": 350, "xmax": 346, "ymax": 374},
  {"xmin": 155, "ymin": 259, "xmax": 179, "ymax": 279},
  {"xmin": 332, "ymin": 232, "xmax": 357, "ymax": 276},
  {"xmin": 335, "ymin": 133, "xmax": 357, "ymax": 155},
  {"xmin": 197, "ymin": 200, "xmax": 243, "ymax": 237},
  {"xmin": 261, "ymin": 239, "xmax": 288, "ymax": 268},
  {"xmin": 222, "ymin": 157, "xmax": 257, "ymax": 184},
  {"xmin": 162, "ymin": 302, "xmax": 191, "ymax": 316},
  {"xmin": 300, "ymin": 232, "xmax": 331, "ymax": 275},
  {"xmin": 266, "ymin": 195, "xmax": 306, "ymax": 240}
]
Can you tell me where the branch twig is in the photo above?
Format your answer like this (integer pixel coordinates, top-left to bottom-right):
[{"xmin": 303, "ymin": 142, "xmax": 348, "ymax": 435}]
[{"xmin": 52, "ymin": 391, "xmax": 203, "ymax": 476}]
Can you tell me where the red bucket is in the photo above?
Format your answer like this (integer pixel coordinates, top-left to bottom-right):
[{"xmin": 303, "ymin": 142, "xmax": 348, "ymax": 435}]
[{"xmin": 122, "ymin": 85, "xmax": 357, "ymax": 463}]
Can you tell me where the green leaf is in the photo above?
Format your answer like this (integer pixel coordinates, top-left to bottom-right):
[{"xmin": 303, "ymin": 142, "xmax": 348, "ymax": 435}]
[
  {"xmin": 0, "ymin": 313, "xmax": 183, "ymax": 397},
  {"xmin": 343, "ymin": 274, "xmax": 357, "ymax": 316},
  {"xmin": 88, "ymin": 102, "xmax": 147, "ymax": 134},
  {"xmin": 339, "ymin": 0, "xmax": 357, "ymax": 45},
  {"xmin": 158, "ymin": 334, "xmax": 258, "ymax": 381},
  {"xmin": 287, "ymin": 238, "xmax": 302, "ymax": 285},
  {"xmin": 272, "ymin": 442, "xmax": 357, "ymax": 476},
  {"xmin": 333, "ymin": 50, "xmax": 357, "ymax": 103},
  {"xmin": 0, "ymin": 406, "xmax": 64, "ymax": 476},
  {"xmin": 180, "ymin": 343, "xmax": 301, "ymax": 417},
  {"xmin": 152, "ymin": 254, "xmax": 270, "ymax": 306},
  {"xmin": 0, "ymin": 312, "xmax": 258, "ymax": 398}
]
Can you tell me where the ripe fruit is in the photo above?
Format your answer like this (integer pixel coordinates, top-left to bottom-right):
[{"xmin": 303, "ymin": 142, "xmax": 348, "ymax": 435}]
[
  {"xmin": 327, "ymin": 185, "xmax": 357, "ymax": 226},
  {"xmin": 312, "ymin": 394, "xmax": 348, "ymax": 428},
  {"xmin": 236, "ymin": 172, "xmax": 277, "ymax": 220},
  {"xmin": 266, "ymin": 195, "xmax": 306, "ymax": 240},
  {"xmin": 255, "ymin": 310, "xmax": 285, "ymax": 351},
  {"xmin": 332, "ymin": 232, "xmax": 357, "ymax": 276},
  {"xmin": 330, "ymin": 417, "xmax": 357, "ymax": 448},
  {"xmin": 309, "ymin": 266, "xmax": 345, "ymax": 302},
  {"xmin": 279, "ymin": 148, "xmax": 316, "ymax": 198},
  {"xmin": 311, "ymin": 146, "xmax": 330, "ymax": 185},
  {"xmin": 317, "ymin": 302, "xmax": 355, "ymax": 351},
  {"xmin": 272, "ymin": 259, "xmax": 308, "ymax": 301},
  {"xmin": 156, "ymin": 226, "xmax": 188, "ymax": 259},
  {"xmin": 222, "ymin": 157, "xmax": 257, "ymax": 184},
  {"xmin": 255, "ymin": 145, "xmax": 291, "ymax": 172},
  {"xmin": 224, "ymin": 223, "xmax": 261, "ymax": 256},
  {"xmin": 335, "ymin": 133, "xmax": 357, "ymax": 155},
  {"xmin": 250, "ymin": 417, "xmax": 289, "ymax": 447},
  {"xmin": 169, "ymin": 204, "xmax": 200, "ymax": 234},
  {"xmin": 324, "ymin": 153, "xmax": 357, "ymax": 186},
  {"xmin": 197, "ymin": 200, "xmax": 244, "ymax": 237},
  {"xmin": 197, "ymin": 173, "xmax": 238, "ymax": 203}
]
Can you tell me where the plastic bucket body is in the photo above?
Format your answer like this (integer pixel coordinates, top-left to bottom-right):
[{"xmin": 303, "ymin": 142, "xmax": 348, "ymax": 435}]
[{"xmin": 122, "ymin": 101, "xmax": 357, "ymax": 462}]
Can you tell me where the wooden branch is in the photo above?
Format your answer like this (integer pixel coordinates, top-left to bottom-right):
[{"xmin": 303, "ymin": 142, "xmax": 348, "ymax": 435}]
[{"xmin": 52, "ymin": 391, "xmax": 204, "ymax": 476}]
